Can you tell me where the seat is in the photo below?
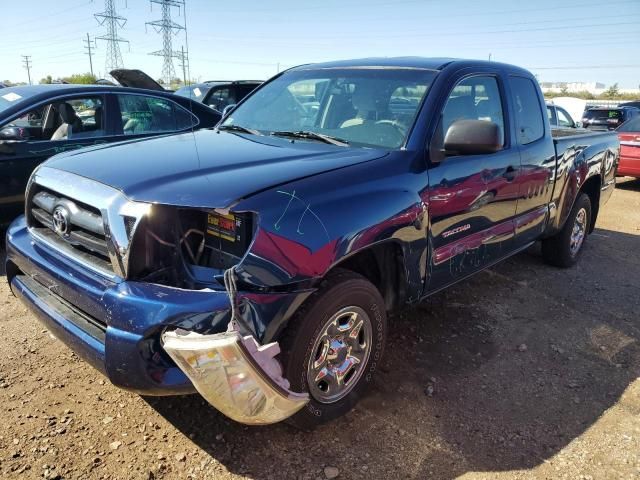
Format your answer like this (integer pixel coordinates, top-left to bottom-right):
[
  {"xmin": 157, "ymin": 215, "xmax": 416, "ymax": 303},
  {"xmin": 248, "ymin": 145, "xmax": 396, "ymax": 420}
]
[
  {"xmin": 71, "ymin": 105, "xmax": 104, "ymax": 139},
  {"xmin": 51, "ymin": 103, "xmax": 83, "ymax": 140}
]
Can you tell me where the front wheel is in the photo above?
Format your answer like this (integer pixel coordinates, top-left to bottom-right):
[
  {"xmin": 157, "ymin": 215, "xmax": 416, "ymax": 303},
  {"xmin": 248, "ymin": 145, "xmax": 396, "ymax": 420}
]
[
  {"xmin": 542, "ymin": 193, "xmax": 592, "ymax": 268},
  {"xmin": 279, "ymin": 270, "xmax": 387, "ymax": 429}
]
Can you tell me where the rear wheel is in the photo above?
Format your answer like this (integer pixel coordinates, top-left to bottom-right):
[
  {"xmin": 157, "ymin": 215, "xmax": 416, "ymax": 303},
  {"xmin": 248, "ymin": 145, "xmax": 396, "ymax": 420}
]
[
  {"xmin": 279, "ymin": 270, "xmax": 387, "ymax": 429},
  {"xmin": 542, "ymin": 193, "xmax": 592, "ymax": 268}
]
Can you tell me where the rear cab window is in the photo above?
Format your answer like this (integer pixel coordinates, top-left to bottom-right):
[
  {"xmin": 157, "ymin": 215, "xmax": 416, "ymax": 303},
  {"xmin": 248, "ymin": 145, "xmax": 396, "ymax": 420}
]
[{"xmin": 509, "ymin": 76, "xmax": 544, "ymax": 144}]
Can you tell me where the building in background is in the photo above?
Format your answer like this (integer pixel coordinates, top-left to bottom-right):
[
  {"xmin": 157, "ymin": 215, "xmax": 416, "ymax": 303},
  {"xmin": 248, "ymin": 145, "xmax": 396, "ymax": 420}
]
[{"xmin": 540, "ymin": 81, "xmax": 607, "ymax": 95}]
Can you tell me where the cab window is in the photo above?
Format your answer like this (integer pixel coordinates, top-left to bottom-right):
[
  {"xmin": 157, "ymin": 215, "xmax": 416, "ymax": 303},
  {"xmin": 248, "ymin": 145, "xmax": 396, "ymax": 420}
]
[
  {"xmin": 441, "ymin": 76, "xmax": 505, "ymax": 140},
  {"xmin": 510, "ymin": 77, "xmax": 544, "ymax": 144}
]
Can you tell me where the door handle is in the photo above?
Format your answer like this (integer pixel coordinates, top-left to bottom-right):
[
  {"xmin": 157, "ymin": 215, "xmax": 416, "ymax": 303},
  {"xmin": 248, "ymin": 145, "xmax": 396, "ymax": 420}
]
[{"xmin": 502, "ymin": 166, "xmax": 517, "ymax": 181}]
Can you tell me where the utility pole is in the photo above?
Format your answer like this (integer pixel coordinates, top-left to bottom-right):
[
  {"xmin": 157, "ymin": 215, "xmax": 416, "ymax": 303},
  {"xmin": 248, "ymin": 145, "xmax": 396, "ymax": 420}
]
[
  {"xmin": 146, "ymin": 0, "xmax": 185, "ymax": 86},
  {"xmin": 178, "ymin": 45, "xmax": 188, "ymax": 85},
  {"xmin": 84, "ymin": 33, "xmax": 95, "ymax": 77},
  {"xmin": 95, "ymin": 0, "xmax": 129, "ymax": 77},
  {"xmin": 22, "ymin": 55, "xmax": 32, "ymax": 85}
]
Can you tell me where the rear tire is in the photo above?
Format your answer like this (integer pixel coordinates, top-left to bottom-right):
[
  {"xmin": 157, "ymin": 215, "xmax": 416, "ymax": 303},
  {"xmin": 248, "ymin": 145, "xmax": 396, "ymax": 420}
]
[
  {"xmin": 279, "ymin": 269, "xmax": 387, "ymax": 430},
  {"xmin": 542, "ymin": 193, "xmax": 592, "ymax": 268}
]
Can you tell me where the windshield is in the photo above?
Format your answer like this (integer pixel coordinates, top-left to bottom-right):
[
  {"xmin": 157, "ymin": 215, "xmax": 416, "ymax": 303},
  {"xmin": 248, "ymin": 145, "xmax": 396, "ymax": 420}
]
[
  {"xmin": 617, "ymin": 116, "xmax": 640, "ymax": 132},
  {"xmin": 0, "ymin": 88, "xmax": 33, "ymax": 115},
  {"xmin": 222, "ymin": 67, "xmax": 437, "ymax": 149}
]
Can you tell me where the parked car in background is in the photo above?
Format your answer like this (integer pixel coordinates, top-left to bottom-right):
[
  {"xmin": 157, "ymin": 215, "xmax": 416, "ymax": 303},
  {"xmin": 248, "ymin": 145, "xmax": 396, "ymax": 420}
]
[
  {"xmin": 174, "ymin": 80, "xmax": 262, "ymax": 111},
  {"xmin": 546, "ymin": 102, "xmax": 582, "ymax": 129},
  {"xmin": 616, "ymin": 116, "xmax": 640, "ymax": 178},
  {"xmin": 6, "ymin": 58, "xmax": 619, "ymax": 429},
  {"xmin": 0, "ymin": 83, "xmax": 221, "ymax": 228},
  {"xmin": 0, "ymin": 83, "xmax": 8, "ymax": 89},
  {"xmin": 619, "ymin": 101, "xmax": 640, "ymax": 109},
  {"xmin": 582, "ymin": 106, "xmax": 640, "ymax": 130}
]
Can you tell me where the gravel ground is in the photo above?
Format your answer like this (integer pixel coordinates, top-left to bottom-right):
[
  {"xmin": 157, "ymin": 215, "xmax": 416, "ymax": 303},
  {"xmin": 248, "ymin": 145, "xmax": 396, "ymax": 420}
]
[{"xmin": 1, "ymin": 178, "xmax": 639, "ymax": 480}]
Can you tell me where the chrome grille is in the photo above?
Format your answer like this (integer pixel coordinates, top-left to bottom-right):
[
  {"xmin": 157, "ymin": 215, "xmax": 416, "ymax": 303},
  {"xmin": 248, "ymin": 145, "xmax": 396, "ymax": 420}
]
[
  {"xmin": 26, "ymin": 166, "xmax": 151, "ymax": 279},
  {"xmin": 28, "ymin": 187, "xmax": 113, "ymax": 271}
]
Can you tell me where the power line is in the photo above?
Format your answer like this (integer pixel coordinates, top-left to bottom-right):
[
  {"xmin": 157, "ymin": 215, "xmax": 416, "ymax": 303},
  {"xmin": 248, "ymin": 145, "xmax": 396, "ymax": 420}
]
[
  {"xmin": 83, "ymin": 33, "xmax": 95, "ymax": 77},
  {"xmin": 95, "ymin": 0, "xmax": 129, "ymax": 76},
  {"xmin": 22, "ymin": 55, "xmax": 32, "ymax": 85},
  {"xmin": 146, "ymin": 0, "xmax": 185, "ymax": 86}
]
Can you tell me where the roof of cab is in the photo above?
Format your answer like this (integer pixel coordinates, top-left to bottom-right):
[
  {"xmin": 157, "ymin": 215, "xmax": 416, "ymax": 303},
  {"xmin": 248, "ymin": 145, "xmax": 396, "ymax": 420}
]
[{"xmin": 291, "ymin": 57, "xmax": 533, "ymax": 75}]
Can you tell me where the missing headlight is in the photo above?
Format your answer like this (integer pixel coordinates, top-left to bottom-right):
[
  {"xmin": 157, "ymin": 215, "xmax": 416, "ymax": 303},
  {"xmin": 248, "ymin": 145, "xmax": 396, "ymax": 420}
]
[{"xmin": 179, "ymin": 209, "xmax": 254, "ymax": 283}]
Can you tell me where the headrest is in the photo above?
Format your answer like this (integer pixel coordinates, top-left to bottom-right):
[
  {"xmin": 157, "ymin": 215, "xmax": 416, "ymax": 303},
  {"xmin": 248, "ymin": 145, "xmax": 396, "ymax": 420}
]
[
  {"xmin": 58, "ymin": 103, "xmax": 78, "ymax": 124},
  {"xmin": 351, "ymin": 85, "xmax": 379, "ymax": 113}
]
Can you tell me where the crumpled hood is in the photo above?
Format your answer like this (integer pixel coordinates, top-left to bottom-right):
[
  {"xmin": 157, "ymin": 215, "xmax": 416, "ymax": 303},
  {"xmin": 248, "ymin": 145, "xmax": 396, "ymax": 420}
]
[{"xmin": 45, "ymin": 129, "xmax": 388, "ymax": 208}]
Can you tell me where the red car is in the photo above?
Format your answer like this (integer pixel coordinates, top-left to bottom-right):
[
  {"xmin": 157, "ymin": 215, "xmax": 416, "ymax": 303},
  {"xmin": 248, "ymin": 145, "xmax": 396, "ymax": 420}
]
[{"xmin": 617, "ymin": 116, "xmax": 640, "ymax": 178}]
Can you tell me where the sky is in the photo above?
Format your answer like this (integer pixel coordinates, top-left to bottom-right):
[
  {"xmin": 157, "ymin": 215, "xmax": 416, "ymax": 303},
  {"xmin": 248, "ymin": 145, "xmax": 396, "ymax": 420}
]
[{"xmin": 2, "ymin": 0, "xmax": 640, "ymax": 88}]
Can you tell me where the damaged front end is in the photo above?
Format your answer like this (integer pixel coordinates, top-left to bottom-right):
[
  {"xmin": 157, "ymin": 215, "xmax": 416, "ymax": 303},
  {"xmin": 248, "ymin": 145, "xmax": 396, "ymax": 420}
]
[
  {"xmin": 138, "ymin": 207, "xmax": 310, "ymax": 424},
  {"xmin": 14, "ymin": 167, "xmax": 311, "ymax": 425},
  {"xmin": 162, "ymin": 326, "xmax": 308, "ymax": 425}
]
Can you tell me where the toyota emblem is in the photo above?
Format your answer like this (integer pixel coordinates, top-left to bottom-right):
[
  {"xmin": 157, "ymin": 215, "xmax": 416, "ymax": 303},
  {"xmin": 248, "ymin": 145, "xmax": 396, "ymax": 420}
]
[{"xmin": 52, "ymin": 206, "xmax": 71, "ymax": 237}]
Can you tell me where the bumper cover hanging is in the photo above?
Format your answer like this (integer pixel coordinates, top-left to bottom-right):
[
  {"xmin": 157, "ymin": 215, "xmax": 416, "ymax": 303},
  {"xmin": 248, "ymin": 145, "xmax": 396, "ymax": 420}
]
[{"xmin": 162, "ymin": 329, "xmax": 309, "ymax": 425}]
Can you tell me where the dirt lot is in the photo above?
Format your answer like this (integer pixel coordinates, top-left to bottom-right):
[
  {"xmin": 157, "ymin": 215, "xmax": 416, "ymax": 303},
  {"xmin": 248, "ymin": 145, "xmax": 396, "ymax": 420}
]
[{"xmin": 1, "ymin": 179, "xmax": 639, "ymax": 480}]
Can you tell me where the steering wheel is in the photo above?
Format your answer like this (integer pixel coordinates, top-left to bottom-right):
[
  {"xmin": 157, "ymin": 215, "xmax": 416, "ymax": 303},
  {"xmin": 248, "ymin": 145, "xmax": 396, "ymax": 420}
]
[{"xmin": 375, "ymin": 119, "xmax": 407, "ymax": 136}]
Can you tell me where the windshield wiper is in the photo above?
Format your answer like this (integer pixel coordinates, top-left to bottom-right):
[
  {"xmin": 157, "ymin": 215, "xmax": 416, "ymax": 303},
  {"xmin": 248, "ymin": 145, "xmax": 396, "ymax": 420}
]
[
  {"xmin": 270, "ymin": 130, "xmax": 349, "ymax": 147},
  {"xmin": 217, "ymin": 124, "xmax": 262, "ymax": 136}
]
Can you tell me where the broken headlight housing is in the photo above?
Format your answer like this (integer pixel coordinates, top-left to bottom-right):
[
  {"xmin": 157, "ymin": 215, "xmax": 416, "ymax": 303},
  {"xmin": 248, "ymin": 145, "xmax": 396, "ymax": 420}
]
[{"xmin": 127, "ymin": 206, "xmax": 255, "ymax": 289}]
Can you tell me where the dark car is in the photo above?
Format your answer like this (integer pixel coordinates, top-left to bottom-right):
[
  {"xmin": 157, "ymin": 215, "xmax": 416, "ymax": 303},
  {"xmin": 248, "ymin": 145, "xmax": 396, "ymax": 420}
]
[
  {"xmin": 582, "ymin": 106, "xmax": 640, "ymax": 130},
  {"xmin": 6, "ymin": 58, "xmax": 619, "ymax": 428},
  {"xmin": 619, "ymin": 101, "xmax": 640, "ymax": 109},
  {"xmin": 174, "ymin": 80, "xmax": 262, "ymax": 111},
  {"xmin": 0, "ymin": 83, "xmax": 221, "ymax": 228}
]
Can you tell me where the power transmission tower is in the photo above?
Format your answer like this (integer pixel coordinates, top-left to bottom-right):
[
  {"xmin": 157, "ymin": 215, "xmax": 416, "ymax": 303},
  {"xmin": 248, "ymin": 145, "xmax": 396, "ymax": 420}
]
[
  {"xmin": 146, "ymin": 0, "xmax": 185, "ymax": 86},
  {"xmin": 84, "ymin": 33, "xmax": 96, "ymax": 77},
  {"xmin": 22, "ymin": 55, "xmax": 32, "ymax": 85},
  {"xmin": 95, "ymin": 0, "xmax": 129, "ymax": 76}
]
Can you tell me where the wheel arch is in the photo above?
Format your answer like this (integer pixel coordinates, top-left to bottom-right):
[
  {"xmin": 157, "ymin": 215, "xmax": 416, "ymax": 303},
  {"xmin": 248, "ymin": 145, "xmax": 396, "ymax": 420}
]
[
  {"xmin": 326, "ymin": 240, "xmax": 410, "ymax": 311},
  {"xmin": 579, "ymin": 174, "xmax": 601, "ymax": 233}
]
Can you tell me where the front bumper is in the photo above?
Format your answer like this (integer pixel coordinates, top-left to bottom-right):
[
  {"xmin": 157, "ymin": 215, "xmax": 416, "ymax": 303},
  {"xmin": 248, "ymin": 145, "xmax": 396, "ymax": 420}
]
[{"xmin": 6, "ymin": 217, "xmax": 309, "ymax": 424}]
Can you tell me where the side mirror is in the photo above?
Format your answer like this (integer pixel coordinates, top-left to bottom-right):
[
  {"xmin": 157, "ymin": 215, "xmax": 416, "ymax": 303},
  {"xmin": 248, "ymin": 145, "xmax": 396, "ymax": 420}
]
[
  {"xmin": 444, "ymin": 119, "xmax": 502, "ymax": 156},
  {"xmin": 0, "ymin": 126, "xmax": 30, "ymax": 141},
  {"xmin": 574, "ymin": 121, "xmax": 582, "ymax": 128},
  {"xmin": 221, "ymin": 104, "xmax": 237, "ymax": 119}
]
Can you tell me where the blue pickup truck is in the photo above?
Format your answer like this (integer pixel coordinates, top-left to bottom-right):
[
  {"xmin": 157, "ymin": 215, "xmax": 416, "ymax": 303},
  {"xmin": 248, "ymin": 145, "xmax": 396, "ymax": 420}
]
[{"xmin": 5, "ymin": 58, "xmax": 619, "ymax": 429}]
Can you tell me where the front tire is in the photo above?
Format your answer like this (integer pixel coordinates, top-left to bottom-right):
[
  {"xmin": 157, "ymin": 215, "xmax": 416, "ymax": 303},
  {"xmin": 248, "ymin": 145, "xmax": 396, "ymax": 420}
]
[
  {"xmin": 279, "ymin": 270, "xmax": 387, "ymax": 430},
  {"xmin": 542, "ymin": 193, "xmax": 592, "ymax": 268}
]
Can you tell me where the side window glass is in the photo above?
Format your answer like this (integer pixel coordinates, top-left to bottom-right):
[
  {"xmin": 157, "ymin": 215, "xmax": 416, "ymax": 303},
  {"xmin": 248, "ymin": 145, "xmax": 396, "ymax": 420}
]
[
  {"xmin": 2, "ymin": 105, "xmax": 47, "ymax": 141},
  {"xmin": 440, "ymin": 75, "xmax": 505, "ymax": 147},
  {"xmin": 207, "ymin": 88, "xmax": 233, "ymax": 111},
  {"xmin": 556, "ymin": 108, "xmax": 573, "ymax": 127},
  {"xmin": 3, "ymin": 98, "xmax": 105, "ymax": 142},
  {"xmin": 546, "ymin": 106, "xmax": 556, "ymax": 126},
  {"xmin": 510, "ymin": 76, "xmax": 544, "ymax": 144},
  {"xmin": 118, "ymin": 95, "xmax": 194, "ymax": 135}
]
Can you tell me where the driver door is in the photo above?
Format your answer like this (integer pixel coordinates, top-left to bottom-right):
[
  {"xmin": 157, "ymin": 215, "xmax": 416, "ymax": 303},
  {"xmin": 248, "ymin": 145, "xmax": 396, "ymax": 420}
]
[{"xmin": 425, "ymin": 73, "xmax": 521, "ymax": 292}]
